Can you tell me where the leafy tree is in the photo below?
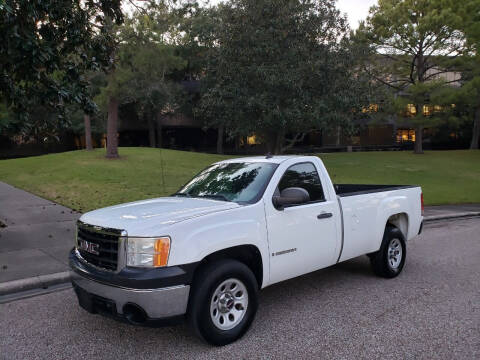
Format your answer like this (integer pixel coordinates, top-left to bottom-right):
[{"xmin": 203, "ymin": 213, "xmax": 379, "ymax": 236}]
[
  {"xmin": 0, "ymin": 0, "xmax": 123, "ymax": 130},
  {"xmin": 359, "ymin": 0, "xmax": 467, "ymax": 154},
  {"xmin": 97, "ymin": 2, "xmax": 186, "ymax": 149},
  {"xmin": 175, "ymin": 1, "xmax": 224, "ymax": 152},
  {"xmin": 464, "ymin": 77, "xmax": 480, "ymax": 149},
  {"xmin": 431, "ymin": 57, "xmax": 480, "ymax": 150},
  {"xmin": 457, "ymin": 0, "xmax": 480, "ymax": 149},
  {"xmin": 0, "ymin": 101, "xmax": 16, "ymax": 134},
  {"xmin": 64, "ymin": 102, "xmax": 105, "ymax": 136},
  {"xmin": 195, "ymin": 0, "xmax": 370, "ymax": 154},
  {"xmin": 63, "ymin": 71, "xmax": 107, "ymax": 150},
  {"xmin": 176, "ymin": 1, "xmax": 219, "ymax": 78}
]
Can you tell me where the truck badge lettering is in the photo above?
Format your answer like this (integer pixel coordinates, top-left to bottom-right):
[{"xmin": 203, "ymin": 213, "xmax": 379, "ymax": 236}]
[
  {"xmin": 79, "ymin": 239, "xmax": 100, "ymax": 255},
  {"xmin": 272, "ymin": 248, "xmax": 297, "ymax": 257}
]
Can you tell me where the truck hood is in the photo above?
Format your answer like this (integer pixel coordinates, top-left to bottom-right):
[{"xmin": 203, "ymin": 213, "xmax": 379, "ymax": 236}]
[{"xmin": 79, "ymin": 197, "xmax": 240, "ymax": 235}]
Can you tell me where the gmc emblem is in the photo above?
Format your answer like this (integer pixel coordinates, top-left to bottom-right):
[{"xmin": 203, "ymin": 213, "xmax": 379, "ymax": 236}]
[{"xmin": 78, "ymin": 239, "xmax": 100, "ymax": 255}]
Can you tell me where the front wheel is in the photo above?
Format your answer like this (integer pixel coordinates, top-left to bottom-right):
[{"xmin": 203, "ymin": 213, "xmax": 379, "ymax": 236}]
[
  {"xmin": 188, "ymin": 259, "xmax": 259, "ymax": 346},
  {"xmin": 370, "ymin": 226, "xmax": 406, "ymax": 278}
]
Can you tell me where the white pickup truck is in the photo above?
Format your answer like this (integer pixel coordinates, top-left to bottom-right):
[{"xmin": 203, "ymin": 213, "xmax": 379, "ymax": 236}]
[{"xmin": 70, "ymin": 155, "xmax": 424, "ymax": 345}]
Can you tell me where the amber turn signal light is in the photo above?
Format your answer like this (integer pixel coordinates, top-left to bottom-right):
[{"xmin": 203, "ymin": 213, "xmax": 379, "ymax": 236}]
[{"xmin": 153, "ymin": 237, "xmax": 171, "ymax": 267}]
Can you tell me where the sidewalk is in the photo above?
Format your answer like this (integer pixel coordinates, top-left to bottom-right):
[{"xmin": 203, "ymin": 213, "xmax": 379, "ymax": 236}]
[
  {"xmin": 0, "ymin": 180, "xmax": 479, "ymax": 295},
  {"xmin": 424, "ymin": 204, "xmax": 480, "ymax": 219},
  {"xmin": 0, "ymin": 182, "xmax": 80, "ymax": 285}
]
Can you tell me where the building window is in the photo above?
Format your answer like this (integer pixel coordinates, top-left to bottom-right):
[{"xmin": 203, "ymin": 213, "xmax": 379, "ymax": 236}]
[
  {"xmin": 406, "ymin": 104, "xmax": 443, "ymax": 117},
  {"xmin": 247, "ymin": 135, "xmax": 259, "ymax": 145},
  {"xmin": 362, "ymin": 104, "xmax": 379, "ymax": 113},
  {"xmin": 423, "ymin": 105, "xmax": 433, "ymax": 116},
  {"xmin": 406, "ymin": 104, "xmax": 416, "ymax": 116},
  {"xmin": 396, "ymin": 129, "xmax": 416, "ymax": 143},
  {"xmin": 351, "ymin": 136, "xmax": 360, "ymax": 145}
]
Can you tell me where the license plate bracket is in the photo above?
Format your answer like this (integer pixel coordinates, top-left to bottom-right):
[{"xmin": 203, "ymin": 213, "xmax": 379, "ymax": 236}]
[{"xmin": 73, "ymin": 283, "xmax": 117, "ymax": 316}]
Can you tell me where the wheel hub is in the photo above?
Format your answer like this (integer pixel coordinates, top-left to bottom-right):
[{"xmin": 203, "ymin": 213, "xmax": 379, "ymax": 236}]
[
  {"xmin": 218, "ymin": 293, "xmax": 235, "ymax": 313},
  {"xmin": 210, "ymin": 278, "xmax": 249, "ymax": 331},
  {"xmin": 388, "ymin": 238, "xmax": 403, "ymax": 269}
]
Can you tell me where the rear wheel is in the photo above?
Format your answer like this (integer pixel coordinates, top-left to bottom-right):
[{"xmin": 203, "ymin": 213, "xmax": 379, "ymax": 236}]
[
  {"xmin": 370, "ymin": 226, "xmax": 406, "ymax": 278},
  {"xmin": 188, "ymin": 259, "xmax": 258, "ymax": 346}
]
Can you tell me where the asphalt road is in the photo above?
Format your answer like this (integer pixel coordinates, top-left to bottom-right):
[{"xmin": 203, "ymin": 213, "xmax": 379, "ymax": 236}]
[{"xmin": 1, "ymin": 218, "xmax": 479, "ymax": 359}]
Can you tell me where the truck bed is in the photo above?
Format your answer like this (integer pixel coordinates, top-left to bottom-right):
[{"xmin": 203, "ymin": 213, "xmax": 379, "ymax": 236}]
[
  {"xmin": 334, "ymin": 184, "xmax": 423, "ymax": 263},
  {"xmin": 334, "ymin": 184, "xmax": 418, "ymax": 197}
]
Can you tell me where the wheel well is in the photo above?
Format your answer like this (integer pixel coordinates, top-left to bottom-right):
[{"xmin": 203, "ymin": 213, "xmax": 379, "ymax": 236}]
[
  {"xmin": 197, "ymin": 245, "xmax": 263, "ymax": 288},
  {"xmin": 387, "ymin": 213, "xmax": 408, "ymax": 239}
]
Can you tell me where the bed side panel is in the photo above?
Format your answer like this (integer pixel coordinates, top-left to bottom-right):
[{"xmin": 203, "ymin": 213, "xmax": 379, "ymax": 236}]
[{"xmin": 338, "ymin": 187, "xmax": 422, "ymax": 262}]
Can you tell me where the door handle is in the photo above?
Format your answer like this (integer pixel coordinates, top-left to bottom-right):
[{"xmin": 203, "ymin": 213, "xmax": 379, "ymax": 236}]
[{"xmin": 317, "ymin": 212, "xmax": 332, "ymax": 219}]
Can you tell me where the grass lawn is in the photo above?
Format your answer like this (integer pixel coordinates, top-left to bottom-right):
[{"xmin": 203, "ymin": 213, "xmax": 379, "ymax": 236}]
[{"xmin": 0, "ymin": 147, "xmax": 478, "ymax": 211}]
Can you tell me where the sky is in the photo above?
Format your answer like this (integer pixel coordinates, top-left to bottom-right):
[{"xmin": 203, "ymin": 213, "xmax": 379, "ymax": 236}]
[
  {"xmin": 205, "ymin": 0, "xmax": 379, "ymax": 29},
  {"xmin": 126, "ymin": 1, "xmax": 379, "ymax": 30},
  {"xmin": 336, "ymin": 0, "xmax": 378, "ymax": 29}
]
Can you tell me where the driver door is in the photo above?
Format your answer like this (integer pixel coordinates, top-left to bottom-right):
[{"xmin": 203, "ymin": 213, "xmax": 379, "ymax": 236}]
[{"xmin": 266, "ymin": 162, "xmax": 339, "ymax": 284}]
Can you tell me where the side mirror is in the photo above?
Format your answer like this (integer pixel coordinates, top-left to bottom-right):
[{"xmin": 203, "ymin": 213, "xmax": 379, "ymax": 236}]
[{"xmin": 272, "ymin": 187, "xmax": 310, "ymax": 210}]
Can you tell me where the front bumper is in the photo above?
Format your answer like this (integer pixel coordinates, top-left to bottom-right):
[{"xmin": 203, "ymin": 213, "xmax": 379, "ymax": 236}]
[
  {"xmin": 69, "ymin": 249, "xmax": 196, "ymax": 325},
  {"xmin": 71, "ymin": 271, "xmax": 190, "ymax": 322}
]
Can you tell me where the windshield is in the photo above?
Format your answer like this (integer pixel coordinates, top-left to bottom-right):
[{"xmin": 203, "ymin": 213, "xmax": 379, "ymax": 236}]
[{"xmin": 175, "ymin": 162, "xmax": 278, "ymax": 203}]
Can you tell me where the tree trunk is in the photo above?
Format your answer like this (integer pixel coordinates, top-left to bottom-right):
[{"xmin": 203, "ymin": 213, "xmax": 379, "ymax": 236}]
[
  {"xmin": 265, "ymin": 134, "xmax": 275, "ymax": 154},
  {"xmin": 156, "ymin": 122, "xmax": 162, "ymax": 148},
  {"xmin": 106, "ymin": 97, "xmax": 119, "ymax": 158},
  {"xmin": 84, "ymin": 114, "xmax": 93, "ymax": 150},
  {"xmin": 415, "ymin": 52, "xmax": 426, "ymax": 155},
  {"xmin": 265, "ymin": 129, "xmax": 285, "ymax": 154},
  {"xmin": 414, "ymin": 125, "xmax": 423, "ymax": 154},
  {"xmin": 470, "ymin": 105, "xmax": 480, "ymax": 150},
  {"xmin": 335, "ymin": 126, "xmax": 341, "ymax": 147},
  {"xmin": 243, "ymin": 136, "xmax": 249, "ymax": 154},
  {"xmin": 147, "ymin": 115, "xmax": 156, "ymax": 148},
  {"xmin": 274, "ymin": 129, "xmax": 285, "ymax": 154},
  {"xmin": 216, "ymin": 124, "xmax": 224, "ymax": 154},
  {"xmin": 234, "ymin": 136, "xmax": 240, "ymax": 152}
]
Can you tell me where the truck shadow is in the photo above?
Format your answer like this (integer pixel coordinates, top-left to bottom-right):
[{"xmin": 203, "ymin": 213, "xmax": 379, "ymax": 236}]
[
  {"xmin": 259, "ymin": 255, "xmax": 375, "ymax": 307},
  {"xmin": 66, "ymin": 255, "xmax": 390, "ymax": 354}
]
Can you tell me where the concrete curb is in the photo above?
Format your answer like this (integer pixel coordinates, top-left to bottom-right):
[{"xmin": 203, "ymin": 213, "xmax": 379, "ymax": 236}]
[
  {"xmin": 424, "ymin": 212, "xmax": 480, "ymax": 222},
  {"xmin": 0, "ymin": 271, "xmax": 71, "ymax": 296}
]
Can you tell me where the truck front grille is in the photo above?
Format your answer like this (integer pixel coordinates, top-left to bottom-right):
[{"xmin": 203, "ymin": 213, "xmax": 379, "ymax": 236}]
[{"xmin": 76, "ymin": 222, "xmax": 123, "ymax": 271}]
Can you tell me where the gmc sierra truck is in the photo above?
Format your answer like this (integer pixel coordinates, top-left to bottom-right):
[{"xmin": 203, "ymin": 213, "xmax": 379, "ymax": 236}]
[{"xmin": 70, "ymin": 155, "xmax": 424, "ymax": 345}]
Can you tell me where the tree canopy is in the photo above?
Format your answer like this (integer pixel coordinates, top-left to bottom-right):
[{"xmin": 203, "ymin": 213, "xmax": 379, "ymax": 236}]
[
  {"xmin": 359, "ymin": 0, "xmax": 468, "ymax": 153},
  {"xmin": 0, "ymin": 0, "xmax": 123, "ymax": 126},
  {"xmin": 195, "ymin": 0, "xmax": 372, "ymax": 153},
  {"xmin": 455, "ymin": 0, "xmax": 480, "ymax": 149},
  {"xmin": 2, "ymin": 0, "xmax": 478, "ymax": 155},
  {"xmin": 96, "ymin": 1, "xmax": 186, "ymax": 149}
]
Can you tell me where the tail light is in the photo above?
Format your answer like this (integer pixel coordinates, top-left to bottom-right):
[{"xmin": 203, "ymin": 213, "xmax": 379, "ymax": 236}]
[{"xmin": 421, "ymin": 193, "xmax": 424, "ymax": 216}]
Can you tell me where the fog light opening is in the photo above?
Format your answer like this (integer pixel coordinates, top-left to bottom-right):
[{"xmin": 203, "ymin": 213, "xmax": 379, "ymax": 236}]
[{"xmin": 123, "ymin": 303, "xmax": 147, "ymax": 324}]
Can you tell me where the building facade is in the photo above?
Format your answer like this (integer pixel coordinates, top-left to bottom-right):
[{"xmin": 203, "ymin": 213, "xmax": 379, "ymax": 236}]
[{"xmin": 109, "ymin": 66, "xmax": 470, "ymax": 153}]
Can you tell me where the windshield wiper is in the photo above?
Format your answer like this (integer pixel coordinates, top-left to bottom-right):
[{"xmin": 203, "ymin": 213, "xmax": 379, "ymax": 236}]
[
  {"xmin": 173, "ymin": 192, "xmax": 232, "ymax": 202},
  {"xmin": 196, "ymin": 194, "xmax": 231, "ymax": 202},
  {"xmin": 172, "ymin": 192, "xmax": 190, "ymax": 197}
]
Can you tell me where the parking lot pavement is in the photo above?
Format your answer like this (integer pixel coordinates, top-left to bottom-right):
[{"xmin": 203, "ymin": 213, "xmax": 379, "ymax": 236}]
[{"xmin": 1, "ymin": 218, "xmax": 479, "ymax": 359}]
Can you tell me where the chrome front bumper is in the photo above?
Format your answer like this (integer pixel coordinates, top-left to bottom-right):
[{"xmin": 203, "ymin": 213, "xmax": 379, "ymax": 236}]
[{"xmin": 71, "ymin": 271, "xmax": 190, "ymax": 319}]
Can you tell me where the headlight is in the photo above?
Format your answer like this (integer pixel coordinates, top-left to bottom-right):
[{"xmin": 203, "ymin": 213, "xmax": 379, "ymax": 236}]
[{"xmin": 126, "ymin": 236, "xmax": 171, "ymax": 267}]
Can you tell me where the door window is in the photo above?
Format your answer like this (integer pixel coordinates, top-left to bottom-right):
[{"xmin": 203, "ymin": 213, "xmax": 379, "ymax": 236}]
[{"xmin": 277, "ymin": 162, "xmax": 325, "ymax": 203}]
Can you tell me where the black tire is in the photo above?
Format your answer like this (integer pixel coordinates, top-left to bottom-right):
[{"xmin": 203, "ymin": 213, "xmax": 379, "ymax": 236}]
[
  {"xmin": 187, "ymin": 259, "xmax": 259, "ymax": 346},
  {"xmin": 370, "ymin": 226, "xmax": 406, "ymax": 278}
]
